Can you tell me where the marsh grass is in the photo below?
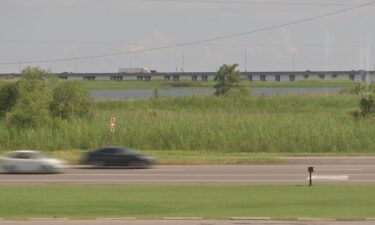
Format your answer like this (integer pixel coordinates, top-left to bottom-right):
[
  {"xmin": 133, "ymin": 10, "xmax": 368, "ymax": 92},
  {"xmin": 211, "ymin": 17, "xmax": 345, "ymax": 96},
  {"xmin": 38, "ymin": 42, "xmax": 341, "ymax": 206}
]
[{"xmin": 0, "ymin": 94, "xmax": 374, "ymax": 154}]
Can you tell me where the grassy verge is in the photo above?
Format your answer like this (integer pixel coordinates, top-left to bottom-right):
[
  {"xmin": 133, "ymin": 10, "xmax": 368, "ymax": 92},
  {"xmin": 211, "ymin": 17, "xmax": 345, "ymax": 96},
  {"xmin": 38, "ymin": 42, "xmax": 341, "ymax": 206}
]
[{"xmin": 0, "ymin": 185, "xmax": 374, "ymax": 220}]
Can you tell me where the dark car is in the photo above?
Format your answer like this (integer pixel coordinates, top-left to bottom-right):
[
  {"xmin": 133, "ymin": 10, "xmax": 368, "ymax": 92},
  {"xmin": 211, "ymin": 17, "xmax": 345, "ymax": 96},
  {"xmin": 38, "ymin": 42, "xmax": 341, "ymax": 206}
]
[{"xmin": 81, "ymin": 146, "xmax": 155, "ymax": 168}]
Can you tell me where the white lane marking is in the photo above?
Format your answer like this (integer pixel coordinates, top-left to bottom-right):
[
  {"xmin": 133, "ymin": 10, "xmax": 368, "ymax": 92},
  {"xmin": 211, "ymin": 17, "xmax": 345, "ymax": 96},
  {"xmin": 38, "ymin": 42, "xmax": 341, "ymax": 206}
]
[
  {"xmin": 308, "ymin": 175, "xmax": 349, "ymax": 180},
  {"xmin": 317, "ymin": 169, "xmax": 363, "ymax": 171}
]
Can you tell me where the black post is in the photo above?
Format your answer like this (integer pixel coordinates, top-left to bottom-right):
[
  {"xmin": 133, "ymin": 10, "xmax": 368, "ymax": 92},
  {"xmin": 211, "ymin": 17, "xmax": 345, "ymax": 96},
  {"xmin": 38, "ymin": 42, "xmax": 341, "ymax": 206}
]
[{"xmin": 308, "ymin": 167, "xmax": 314, "ymax": 186}]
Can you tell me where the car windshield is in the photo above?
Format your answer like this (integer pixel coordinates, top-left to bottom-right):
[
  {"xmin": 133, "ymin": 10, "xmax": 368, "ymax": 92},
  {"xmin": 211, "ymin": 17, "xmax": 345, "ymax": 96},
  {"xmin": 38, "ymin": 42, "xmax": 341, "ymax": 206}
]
[
  {"xmin": 31, "ymin": 152, "xmax": 45, "ymax": 159},
  {"xmin": 116, "ymin": 148, "xmax": 138, "ymax": 155},
  {"xmin": 7, "ymin": 151, "xmax": 45, "ymax": 159}
]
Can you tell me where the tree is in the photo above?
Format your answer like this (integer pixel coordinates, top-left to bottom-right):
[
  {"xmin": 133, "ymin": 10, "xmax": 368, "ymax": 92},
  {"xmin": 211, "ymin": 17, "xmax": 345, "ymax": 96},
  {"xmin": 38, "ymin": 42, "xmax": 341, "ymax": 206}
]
[
  {"xmin": 213, "ymin": 64, "xmax": 243, "ymax": 96},
  {"xmin": 50, "ymin": 81, "xmax": 94, "ymax": 120},
  {"xmin": 0, "ymin": 83, "xmax": 18, "ymax": 118},
  {"xmin": 353, "ymin": 94, "xmax": 375, "ymax": 118},
  {"xmin": 8, "ymin": 67, "xmax": 52, "ymax": 128}
]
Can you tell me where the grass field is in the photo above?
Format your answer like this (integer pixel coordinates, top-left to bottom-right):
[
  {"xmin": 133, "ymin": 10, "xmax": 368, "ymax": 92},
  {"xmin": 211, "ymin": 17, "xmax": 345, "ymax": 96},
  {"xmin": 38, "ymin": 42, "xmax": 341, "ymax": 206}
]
[
  {"xmin": 0, "ymin": 185, "xmax": 374, "ymax": 220},
  {"xmin": 1, "ymin": 93, "xmax": 375, "ymax": 158}
]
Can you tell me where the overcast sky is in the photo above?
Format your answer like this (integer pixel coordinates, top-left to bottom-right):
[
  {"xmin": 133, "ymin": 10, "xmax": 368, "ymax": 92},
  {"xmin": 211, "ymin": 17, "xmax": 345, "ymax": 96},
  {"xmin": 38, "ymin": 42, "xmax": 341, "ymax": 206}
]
[{"xmin": 0, "ymin": 0, "xmax": 374, "ymax": 73}]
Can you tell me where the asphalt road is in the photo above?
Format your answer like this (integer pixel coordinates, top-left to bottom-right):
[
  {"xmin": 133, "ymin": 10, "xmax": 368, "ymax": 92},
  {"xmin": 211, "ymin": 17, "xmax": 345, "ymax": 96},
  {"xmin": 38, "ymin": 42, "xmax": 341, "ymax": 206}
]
[
  {"xmin": 1, "ymin": 162, "xmax": 375, "ymax": 184},
  {"xmin": 0, "ymin": 219, "xmax": 374, "ymax": 225}
]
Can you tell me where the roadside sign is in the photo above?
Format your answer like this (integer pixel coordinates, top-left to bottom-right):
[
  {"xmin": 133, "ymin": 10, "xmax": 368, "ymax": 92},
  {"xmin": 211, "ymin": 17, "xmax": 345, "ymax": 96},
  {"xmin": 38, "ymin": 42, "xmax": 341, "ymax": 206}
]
[{"xmin": 109, "ymin": 117, "xmax": 116, "ymax": 133}]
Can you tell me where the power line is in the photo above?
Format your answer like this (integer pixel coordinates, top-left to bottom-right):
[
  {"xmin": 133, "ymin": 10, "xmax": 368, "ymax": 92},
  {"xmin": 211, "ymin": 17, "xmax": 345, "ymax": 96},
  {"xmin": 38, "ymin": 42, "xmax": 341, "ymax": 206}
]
[
  {"xmin": 0, "ymin": 40, "xmax": 373, "ymax": 48},
  {"xmin": 0, "ymin": 40, "xmax": 135, "ymax": 45},
  {"xmin": 144, "ymin": 0, "xmax": 372, "ymax": 7},
  {"xmin": 0, "ymin": 0, "xmax": 374, "ymax": 65}
]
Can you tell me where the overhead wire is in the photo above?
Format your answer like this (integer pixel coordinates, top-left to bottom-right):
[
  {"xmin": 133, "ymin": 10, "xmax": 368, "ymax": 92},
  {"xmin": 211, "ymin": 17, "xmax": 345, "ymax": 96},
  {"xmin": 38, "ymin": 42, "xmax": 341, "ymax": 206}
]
[
  {"xmin": 0, "ymin": 41, "xmax": 374, "ymax": 48},
  {"xmin": 0, "ymin": 0, "xmax": 374, "ymax": 65},
  {"xmin": 143, "ymin": 0, "xmax": 372, "ymax": 7}
]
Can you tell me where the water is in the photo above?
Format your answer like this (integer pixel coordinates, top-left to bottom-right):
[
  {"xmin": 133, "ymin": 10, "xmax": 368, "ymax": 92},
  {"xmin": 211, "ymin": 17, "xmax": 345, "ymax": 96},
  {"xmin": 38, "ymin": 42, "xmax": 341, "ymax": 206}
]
[
  {"xmin": 91, "ymin": 87, "xmax": 343, "ymax": 100},
  {"xmin": 251, "ymin": 87, "xmax": 342, "ymax": 95}
]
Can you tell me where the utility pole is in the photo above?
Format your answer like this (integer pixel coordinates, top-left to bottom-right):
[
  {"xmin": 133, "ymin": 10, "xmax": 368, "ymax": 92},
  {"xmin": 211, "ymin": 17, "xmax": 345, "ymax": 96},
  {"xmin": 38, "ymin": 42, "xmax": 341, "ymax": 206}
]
[
  {"xmin": 182, "ymin": 50, "xmax": 185, "ymax": 72},
  {"xmin": 244, "ymin": 48, "xmax": 247, "ymax": 72},
  {"xmin": 75, "ymin": 58, "xmax": 78, "ymax": 73},
  {"xmin": 18, "ymin": 56, "xmax": 21, "ymax": 73},
  {"xmin": 130, "ymin": 56, "xmax": 132, "ymax": 73}
]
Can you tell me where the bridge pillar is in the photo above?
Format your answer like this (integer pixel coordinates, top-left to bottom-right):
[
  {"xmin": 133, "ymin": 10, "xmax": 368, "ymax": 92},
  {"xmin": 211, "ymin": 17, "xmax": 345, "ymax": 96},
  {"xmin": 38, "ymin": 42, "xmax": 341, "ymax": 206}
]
[{"xmin": 83, "ymin": 76, "xmax": 96, "ymax": 81}]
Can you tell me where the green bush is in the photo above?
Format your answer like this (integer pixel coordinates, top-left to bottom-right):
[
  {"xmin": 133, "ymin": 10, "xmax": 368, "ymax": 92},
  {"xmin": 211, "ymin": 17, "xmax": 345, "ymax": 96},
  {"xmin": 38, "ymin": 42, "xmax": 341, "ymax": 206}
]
[
  {"xmin": 50, "ymin": 81, "xmax": 94, "ymax": 120},
  {"xmin": 0, "ymin": 83, "xmax": 18, "ymax": 118},
  {"xmin": 353, "ymin": 94, "xmax": 375, "ymax": 118},
  {"xmin": 214, "ymin": 64, "xmax": 245, "ymax": 96},
  {"xmin": 8, "ymin": 67, "xmax": 52, "ymax": 128},
  {"xmin": 4, "ymin": 67, "xmax": 93, "ymax": 129}
]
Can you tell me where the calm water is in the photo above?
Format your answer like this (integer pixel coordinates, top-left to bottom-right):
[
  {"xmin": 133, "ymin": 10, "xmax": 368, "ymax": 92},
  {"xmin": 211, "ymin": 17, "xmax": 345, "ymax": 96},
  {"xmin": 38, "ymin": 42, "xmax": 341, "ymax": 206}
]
[{"xmin": 91, "ymin": 87, "xmax": 343, "ymax": 100}]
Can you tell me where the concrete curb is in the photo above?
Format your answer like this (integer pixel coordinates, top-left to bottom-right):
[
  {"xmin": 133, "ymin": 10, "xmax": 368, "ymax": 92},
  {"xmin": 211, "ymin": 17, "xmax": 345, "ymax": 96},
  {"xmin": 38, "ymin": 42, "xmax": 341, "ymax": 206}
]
[
  {"xmin": 29, "ymin": 218, "xmax": 69, "ymax": 220},
  {"xmin": 230, "ymin": 217, "xmax": 271, "ymax": 220},
  {"xmin": 96, "ymin": 217, "xmax": 136, "ymax": 220},
  {"xmin": 162, "ymin": 217, "xmax": 204, "ymax": 220},
  {"xmin": 298, "ymin": 217, "xmax": 336, "ymax": 221}
]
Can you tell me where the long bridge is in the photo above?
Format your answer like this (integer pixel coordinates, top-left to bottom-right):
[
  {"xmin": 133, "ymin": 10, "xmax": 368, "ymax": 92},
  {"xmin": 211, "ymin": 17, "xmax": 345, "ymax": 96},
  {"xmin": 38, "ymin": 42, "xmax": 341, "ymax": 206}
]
[{"xmin": 0, "ymin": 70, "xmax": 374, "ymax": 82}]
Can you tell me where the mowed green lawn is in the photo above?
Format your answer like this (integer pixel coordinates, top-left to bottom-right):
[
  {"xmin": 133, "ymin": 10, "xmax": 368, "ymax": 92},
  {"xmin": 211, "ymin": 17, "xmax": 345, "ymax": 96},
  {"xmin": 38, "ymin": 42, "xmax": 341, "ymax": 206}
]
[{"xmin": 0, "ymin": 185, "xmax": 374, "ymax": 220}]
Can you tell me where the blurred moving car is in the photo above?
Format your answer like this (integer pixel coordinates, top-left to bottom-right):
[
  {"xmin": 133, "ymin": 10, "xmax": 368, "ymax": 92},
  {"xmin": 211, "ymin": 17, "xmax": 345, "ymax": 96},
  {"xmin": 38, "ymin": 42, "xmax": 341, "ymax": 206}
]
[
  {"xmin": 81, "ymin": 146, "xmax": 156, "ymax": 168},
  {"xmin": 0, "ymin": 150, "xmax": 65, "ymax": 174}
]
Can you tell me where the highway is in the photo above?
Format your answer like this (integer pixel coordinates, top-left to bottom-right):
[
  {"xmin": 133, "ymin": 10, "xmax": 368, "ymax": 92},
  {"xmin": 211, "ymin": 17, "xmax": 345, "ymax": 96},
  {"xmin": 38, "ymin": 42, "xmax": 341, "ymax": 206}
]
[{"xmin": 1, "ymin": 163, "xmax": 375, "ymax": 184}]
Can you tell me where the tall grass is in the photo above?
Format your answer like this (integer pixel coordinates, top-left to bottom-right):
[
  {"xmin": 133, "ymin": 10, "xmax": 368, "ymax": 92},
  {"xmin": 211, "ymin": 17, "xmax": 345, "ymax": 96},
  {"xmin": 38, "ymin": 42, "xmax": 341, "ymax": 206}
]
[{"xmin": 0, "ymin": 94, "xmax": 374, "ymax": 153}]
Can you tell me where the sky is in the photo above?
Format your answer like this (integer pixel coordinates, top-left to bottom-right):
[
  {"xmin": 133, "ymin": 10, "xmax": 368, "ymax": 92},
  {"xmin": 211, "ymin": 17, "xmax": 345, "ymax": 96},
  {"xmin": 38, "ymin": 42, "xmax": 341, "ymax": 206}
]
[{"xmin": 0, "ymin": 0, "xmax": 374, "ymax": 73}]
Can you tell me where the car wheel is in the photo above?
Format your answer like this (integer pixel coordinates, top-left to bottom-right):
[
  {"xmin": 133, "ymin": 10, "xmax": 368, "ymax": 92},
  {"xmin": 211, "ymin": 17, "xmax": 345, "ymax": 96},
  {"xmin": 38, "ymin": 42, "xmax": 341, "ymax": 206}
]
[
  {"xmin": 3, "ymin": 165, "xmax": 17, "ymax": 173},
  {"xmin": 91, "ymin": 161, "xmax": 105, "ymax": 168},
  {"xmin": 136, "ymin": 161, "xmax": 146, "ymax": 167},
  {"xmin": 129, "ymin": 160, "xmax": 147, "ymax": 168},
  {"xmin": 127, "ymin": 161, "xmax": 138, "ymax": 168},
  {"xmin": 40, "ymin": 165, "xmax": 54, "ymax": 174}
]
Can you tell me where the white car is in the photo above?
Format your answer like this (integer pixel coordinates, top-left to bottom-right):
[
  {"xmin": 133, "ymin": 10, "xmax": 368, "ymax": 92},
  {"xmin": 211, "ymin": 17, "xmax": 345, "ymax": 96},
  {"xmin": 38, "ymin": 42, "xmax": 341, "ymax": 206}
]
[{"xmin": 0, "ymin": 150, "xmax": 66, "ymax": 174}]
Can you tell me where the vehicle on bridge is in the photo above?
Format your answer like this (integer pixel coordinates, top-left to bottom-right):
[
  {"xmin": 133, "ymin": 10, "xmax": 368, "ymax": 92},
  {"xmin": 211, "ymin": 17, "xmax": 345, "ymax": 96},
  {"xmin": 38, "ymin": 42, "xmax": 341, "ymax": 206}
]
[
  {"xmin": 80, "ymin": 146, "xmax": 156, "ymax": 168},
  {"xmin": 0, "ymin": 150, "xmax": 66, "ymax": 174}
]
